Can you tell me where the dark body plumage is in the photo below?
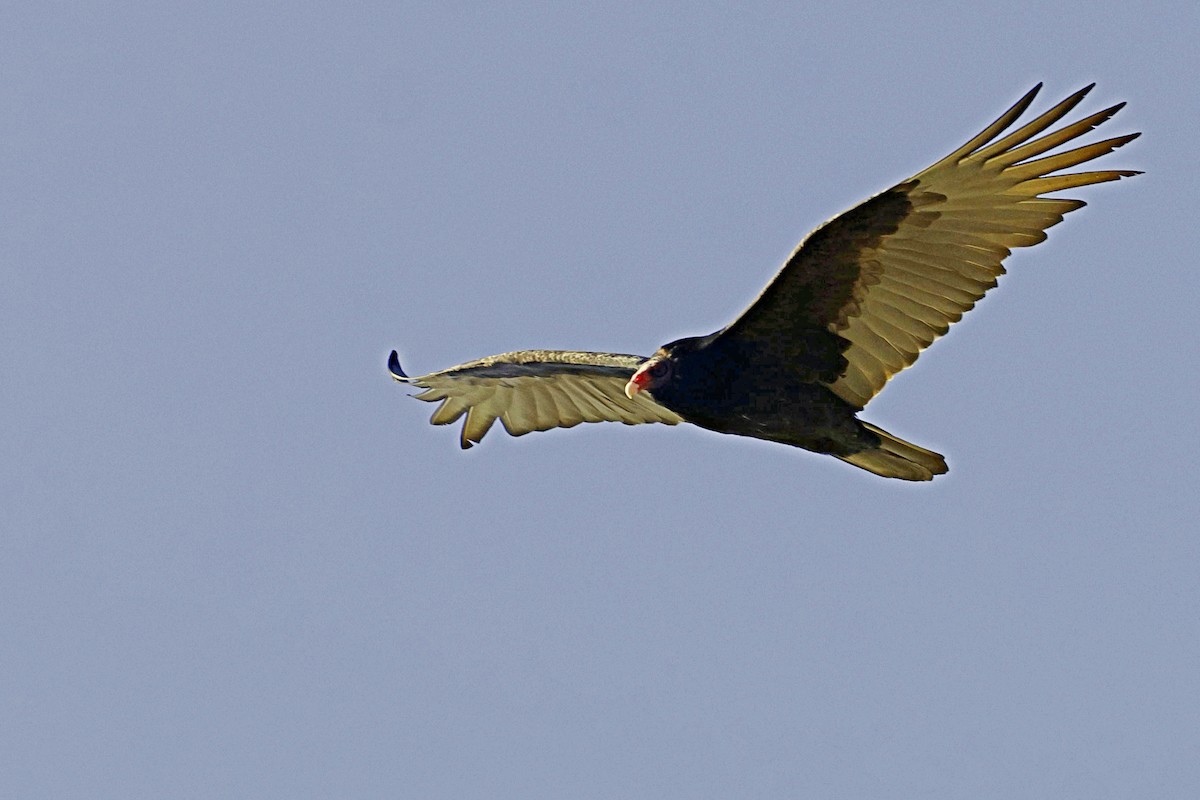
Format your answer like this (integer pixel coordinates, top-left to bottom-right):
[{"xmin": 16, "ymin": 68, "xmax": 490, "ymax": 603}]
[
  {"xmin": 641, "ymin": 333, "xmax": 874, "ymax": 456},
  {"xmin": 644, "ymin": 185, "xmax": 917, "ymax": 455},
  {"xmin": 389, "ymin": 85, "xmax": 1139, "ymax": 480}
]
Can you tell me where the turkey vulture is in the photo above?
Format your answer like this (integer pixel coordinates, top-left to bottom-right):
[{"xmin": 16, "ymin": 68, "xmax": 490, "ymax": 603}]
[{"xmin": 389, "ymin": 84, "xmax": 1138, "ymax": 480}]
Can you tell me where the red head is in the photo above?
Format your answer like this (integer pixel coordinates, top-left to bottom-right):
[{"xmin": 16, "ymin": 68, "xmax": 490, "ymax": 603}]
[{"xmin": 625, "ymin": 355, "xmax": 673, "ymax": 399}]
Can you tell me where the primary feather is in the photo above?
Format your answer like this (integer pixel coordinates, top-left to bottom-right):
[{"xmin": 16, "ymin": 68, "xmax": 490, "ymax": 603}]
[{"xmin": 388, "ymin": 350, "xmax": 681, "ymax": 449}]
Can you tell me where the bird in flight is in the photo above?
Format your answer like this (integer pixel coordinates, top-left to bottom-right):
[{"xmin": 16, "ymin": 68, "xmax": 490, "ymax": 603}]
[{"xmin": 388, "ymin": 84, "xmax": 1138, "ymax": 480}]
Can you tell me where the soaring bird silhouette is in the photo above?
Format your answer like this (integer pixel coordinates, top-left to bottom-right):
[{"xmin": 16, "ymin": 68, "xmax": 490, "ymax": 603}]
[{"xmin": 388, "ymin": 84, "xmax": 1138, "ymax": 480}]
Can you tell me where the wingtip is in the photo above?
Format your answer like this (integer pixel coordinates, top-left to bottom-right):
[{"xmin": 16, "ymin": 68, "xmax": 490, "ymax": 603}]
[{"xmin": 388, "ymin": 350, "xmax": 410, "ymax": 381}]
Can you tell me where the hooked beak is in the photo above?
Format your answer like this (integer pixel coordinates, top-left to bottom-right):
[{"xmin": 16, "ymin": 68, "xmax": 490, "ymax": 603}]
[{"xmin": 624, "ymin": 367, "xmax": 651, "ymax": 400}]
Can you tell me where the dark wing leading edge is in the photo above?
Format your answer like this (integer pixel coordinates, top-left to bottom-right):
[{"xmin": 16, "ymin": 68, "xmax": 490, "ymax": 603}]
[
  {"xmin": 388, "ymin": 350, "xmax": 683, "ymax": 448},
  {"xmin": 719, "ymin": 84, "xmax": 1140, "ymax": 409}
]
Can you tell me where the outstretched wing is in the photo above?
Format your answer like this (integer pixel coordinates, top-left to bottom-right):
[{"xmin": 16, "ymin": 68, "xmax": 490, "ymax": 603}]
[
  {"xmin": 389, "ymin": 350, "xmax": 683, "ymax": 448},
  {"xmin": 719, "ymin": 84, "xmax": 1140, "ymax": 409}
]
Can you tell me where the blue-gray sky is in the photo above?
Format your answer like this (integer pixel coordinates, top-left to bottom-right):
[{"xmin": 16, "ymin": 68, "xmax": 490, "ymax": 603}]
[{"xmin": 5, "ymin": 3, "xmax": 1198, "ymax": 798}]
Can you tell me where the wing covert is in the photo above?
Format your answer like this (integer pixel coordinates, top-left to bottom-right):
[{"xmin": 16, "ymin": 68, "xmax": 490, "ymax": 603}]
[{"xmin": 388, "ymin": 350, "xmax": 683, "ymax": 448}]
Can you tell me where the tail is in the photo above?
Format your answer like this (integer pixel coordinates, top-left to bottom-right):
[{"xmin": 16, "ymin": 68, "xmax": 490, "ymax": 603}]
[{"xmin": 836, "ymin": 422, "xmax": 948, "ymax": 481}]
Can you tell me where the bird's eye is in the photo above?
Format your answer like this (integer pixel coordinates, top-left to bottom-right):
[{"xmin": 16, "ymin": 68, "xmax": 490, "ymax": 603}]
[{"xmin": 649, "ymin": 360, "xmax": 671, "ymax": 379}]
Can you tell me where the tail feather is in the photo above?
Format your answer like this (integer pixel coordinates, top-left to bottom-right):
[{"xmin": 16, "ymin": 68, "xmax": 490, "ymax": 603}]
[{"xmin": 837, "ymin": 422, "xmax": 947, "ymax": 481}]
